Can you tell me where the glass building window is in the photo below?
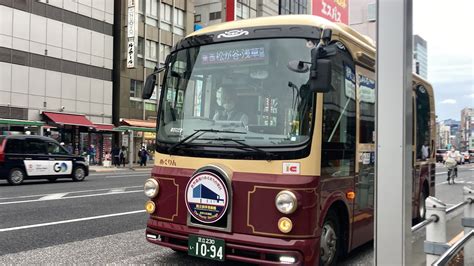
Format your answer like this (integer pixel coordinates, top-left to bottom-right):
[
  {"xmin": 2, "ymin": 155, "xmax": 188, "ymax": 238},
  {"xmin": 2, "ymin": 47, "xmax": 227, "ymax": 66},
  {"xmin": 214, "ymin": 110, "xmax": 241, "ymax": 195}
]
[
  {"xmin": 146, "ymin": 40, "xmax": 157, "ymax": 60},
  {"xmin": 194, "ymin": 14, "xmax": 201, "ymax": 23},
  {"xmin": 159, "ymin": 44, "xmax": 171, "ymax": 63},
  {"xmin": 146, "ymin": 0, "xmax": 158, "ymax": 17},
  {"xmin": 209, "ymin": 11, "xmax": 221, "ymax": 20},
  {"xmin": 279, "ymin": 0, "xmax": 307, "ymax": 15},
  {"xmin": 137, "ymin": 37, "xmax": 145, "ymax": 57},
  {"xmin": 130, "ymin": 79, "xmax": 143, "ymax": 98},
  {"xmin": 160, "ymin": 3, "xmax": 172, "ymax": 23},
  {"xmin": 236, "ymin": 0, "xmax": 256, "ymax": 19},
  {"xmin": 145, "ymin": 102, "xmax": 157, "ymax": 111}
]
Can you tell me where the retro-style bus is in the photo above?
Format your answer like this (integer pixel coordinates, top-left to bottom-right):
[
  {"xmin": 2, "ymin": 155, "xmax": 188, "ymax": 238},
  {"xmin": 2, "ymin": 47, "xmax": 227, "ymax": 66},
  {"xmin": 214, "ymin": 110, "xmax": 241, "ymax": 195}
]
[{"xmin": 141, "ymin": 15, "xmax": 436, "ymax": 265}]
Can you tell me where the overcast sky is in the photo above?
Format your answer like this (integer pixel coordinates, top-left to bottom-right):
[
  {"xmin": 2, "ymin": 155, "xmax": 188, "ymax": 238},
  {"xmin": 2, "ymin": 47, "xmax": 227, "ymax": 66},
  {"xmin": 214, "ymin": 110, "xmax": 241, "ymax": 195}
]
[{"xmin": 413, "ymin": 0, "xmax": 474, "ymax": 121}]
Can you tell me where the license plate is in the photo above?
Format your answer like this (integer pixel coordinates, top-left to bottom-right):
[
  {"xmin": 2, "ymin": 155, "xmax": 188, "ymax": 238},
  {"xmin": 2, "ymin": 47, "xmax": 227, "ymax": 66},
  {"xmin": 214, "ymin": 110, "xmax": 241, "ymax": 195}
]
[{"xmin": 188, "ymin": 235, "xmax": 225, "ymax": 261}]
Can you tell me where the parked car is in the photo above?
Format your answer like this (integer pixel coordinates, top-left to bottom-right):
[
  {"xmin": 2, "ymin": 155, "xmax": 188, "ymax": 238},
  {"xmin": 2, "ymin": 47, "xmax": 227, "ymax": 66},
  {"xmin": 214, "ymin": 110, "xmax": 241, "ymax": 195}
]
[
  {"xmin": 462, "ymin": 151, "xmax": 470, "ymax": 164},
  {"xmin": 436, "ymin": 149, "xmax": 447, "ymax": 163},
  {"xmin": 0, "ymin": 135, "xmax": 89, "ymax": 185}
]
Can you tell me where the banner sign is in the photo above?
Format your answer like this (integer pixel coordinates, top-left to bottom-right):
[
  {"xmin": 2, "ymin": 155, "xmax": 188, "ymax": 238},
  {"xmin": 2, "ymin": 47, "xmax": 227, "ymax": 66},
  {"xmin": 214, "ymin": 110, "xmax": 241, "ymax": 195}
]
[
  {"xmin": 127, "ymin": 1, "xmax": 137, "ymax": 68},
  {"xmin": 24, "ymin": 160, "xmax": 73, "ymax": 176},
  {"xmin": 312, "ymin": 0, "xmax": 349, "ymax": 25}
]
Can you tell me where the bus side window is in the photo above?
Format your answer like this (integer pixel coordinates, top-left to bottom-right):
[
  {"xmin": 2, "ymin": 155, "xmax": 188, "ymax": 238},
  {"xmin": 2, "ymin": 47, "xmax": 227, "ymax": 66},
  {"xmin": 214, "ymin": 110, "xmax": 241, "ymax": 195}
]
[
  {"xmin": 415, "ymin": 85, "xmax": 431, "ymax": 161},
  {"xmin": 321, "ymin": 46, "xmax": 356, "ymax": 177}
]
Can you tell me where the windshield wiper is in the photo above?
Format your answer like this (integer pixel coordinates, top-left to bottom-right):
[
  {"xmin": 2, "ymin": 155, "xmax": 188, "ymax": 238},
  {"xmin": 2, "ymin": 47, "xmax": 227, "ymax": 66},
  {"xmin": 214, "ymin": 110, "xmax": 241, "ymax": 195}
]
[
  {"xmin": 209, "ymin": 137, "xmax": 278, "ymax": 161},
  {"xmin": 167, "ymin": 129, "xmax": 246, "ymax": 155}
]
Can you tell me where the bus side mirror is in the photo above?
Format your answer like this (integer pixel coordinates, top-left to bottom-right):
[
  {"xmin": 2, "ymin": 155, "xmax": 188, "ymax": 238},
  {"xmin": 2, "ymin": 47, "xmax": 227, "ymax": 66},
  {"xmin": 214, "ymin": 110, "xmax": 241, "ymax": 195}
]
[
  {"xmin": 309, "ymin": 59, "xmax": 332, "ymax": 93},
  {"xmin": 142, "ymin": 74, "xmax": 156, "ymax": 100}
]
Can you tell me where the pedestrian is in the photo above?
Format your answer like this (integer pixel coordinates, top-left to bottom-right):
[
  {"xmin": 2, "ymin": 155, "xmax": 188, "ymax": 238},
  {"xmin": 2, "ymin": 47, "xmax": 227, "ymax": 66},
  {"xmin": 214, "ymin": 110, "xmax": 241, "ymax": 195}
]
[
  {"xmin": 66, "ymin": 143, "xmax": 73, "ymax": 154},
  {"xmin": 139, "ymin": 146, "xmax": 149, "ymax": 167},
  {"xmin": 112, "ymin": 145, "xmax": 120, "ymax": 167},
  {"xmin": 88, "ymin": 145, "xmax": 97, "ymax": 165},
  {"xmin": 119, "ymin": 146, "xmax": 126, "ymax": 167}
]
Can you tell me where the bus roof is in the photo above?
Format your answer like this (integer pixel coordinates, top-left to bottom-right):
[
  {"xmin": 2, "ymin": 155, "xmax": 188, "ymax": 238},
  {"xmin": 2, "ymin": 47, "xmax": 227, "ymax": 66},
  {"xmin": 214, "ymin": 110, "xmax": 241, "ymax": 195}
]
[
  {"xmin": 189, "ymin": 15, "xmax": 376, "ymax": 54},
  {"xmin": 188, "ymin": 15, "xmax": 432, "ymax": 88}
]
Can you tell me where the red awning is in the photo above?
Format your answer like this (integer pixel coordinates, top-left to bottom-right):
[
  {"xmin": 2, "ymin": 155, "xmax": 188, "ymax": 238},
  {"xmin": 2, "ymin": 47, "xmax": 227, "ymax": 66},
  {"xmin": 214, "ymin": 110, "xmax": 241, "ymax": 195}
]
[
  {"xmin": 43, "ymin": 112, "xmax": 95, "ymax": 127},
  {"xmin": 120, "ymin": 119, "xmax": 156, "ymax": 128},
  {"xmin": 93, "ymin": 123, "xmax": 115, "ymax": 131}
]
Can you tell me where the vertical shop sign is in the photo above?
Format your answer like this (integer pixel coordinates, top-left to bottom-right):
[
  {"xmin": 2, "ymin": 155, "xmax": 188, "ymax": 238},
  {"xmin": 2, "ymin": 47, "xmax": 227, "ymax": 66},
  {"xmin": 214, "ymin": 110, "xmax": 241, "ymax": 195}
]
[{"xmin": 127, "ymin": 0, "xmax": 137, "ymax": 68}]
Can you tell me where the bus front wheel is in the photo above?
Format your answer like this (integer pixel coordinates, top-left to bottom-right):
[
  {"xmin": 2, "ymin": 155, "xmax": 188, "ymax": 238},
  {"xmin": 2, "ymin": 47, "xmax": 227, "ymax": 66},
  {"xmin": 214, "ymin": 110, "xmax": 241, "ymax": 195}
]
[{"xmin": 319, "ymin": 210, "xmax": 341, "ymax": 266}]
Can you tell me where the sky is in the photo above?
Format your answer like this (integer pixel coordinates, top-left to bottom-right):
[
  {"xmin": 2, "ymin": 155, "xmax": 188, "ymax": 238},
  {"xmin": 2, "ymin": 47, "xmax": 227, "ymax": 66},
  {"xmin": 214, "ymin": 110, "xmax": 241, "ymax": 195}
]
[{"xmin": 413, "ymin": 0, "xmax": 474, "ymax": 121}]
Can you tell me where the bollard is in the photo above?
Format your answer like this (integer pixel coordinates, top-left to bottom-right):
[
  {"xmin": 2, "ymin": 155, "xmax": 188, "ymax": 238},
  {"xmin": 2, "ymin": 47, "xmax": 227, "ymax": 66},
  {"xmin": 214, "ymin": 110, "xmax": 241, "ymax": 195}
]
[
  {"xmin": 424, "ymin": 196, "xmax": 449, "ymax": 266},
  {"xmin": 462, "ymin": 186, "xmax": 474, "ymax": 265}
]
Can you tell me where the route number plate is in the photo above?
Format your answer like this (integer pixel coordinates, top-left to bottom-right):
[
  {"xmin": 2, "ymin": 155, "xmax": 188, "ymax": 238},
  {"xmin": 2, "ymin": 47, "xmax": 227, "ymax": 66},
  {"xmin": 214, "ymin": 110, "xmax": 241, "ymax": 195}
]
[{"xmin": 188, "ymin": 235, "xmax": 225, "ymax": 261}]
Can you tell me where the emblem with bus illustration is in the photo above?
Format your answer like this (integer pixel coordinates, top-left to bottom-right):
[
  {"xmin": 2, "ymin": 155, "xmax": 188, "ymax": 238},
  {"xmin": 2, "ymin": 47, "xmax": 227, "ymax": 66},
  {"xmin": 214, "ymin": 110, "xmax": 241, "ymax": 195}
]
[{"xmin": 185, "ymin": 172, "xmax": 229, "ymax": 224}]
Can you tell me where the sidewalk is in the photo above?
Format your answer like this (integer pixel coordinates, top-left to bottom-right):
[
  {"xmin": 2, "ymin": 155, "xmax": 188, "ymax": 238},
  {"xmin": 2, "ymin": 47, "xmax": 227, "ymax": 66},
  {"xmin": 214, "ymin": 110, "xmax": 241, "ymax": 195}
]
[{"xmin": 89, "ymin": 164, "xmax": 153, "ymax": 173}]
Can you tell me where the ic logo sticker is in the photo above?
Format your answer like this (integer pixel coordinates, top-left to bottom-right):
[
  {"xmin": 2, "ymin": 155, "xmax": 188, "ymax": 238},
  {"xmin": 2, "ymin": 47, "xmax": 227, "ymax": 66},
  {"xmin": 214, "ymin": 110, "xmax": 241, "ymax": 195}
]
[
  {"xmin": 53, "ymin": 162, "xmax": 68, "ymax": 173},
  {"xmin": 217, "ymin": 29, "xmax": 249, "ymax": 38},
  {"xmin": 185, "ymin": 172, "xmax": 229, "ymax": 224}
]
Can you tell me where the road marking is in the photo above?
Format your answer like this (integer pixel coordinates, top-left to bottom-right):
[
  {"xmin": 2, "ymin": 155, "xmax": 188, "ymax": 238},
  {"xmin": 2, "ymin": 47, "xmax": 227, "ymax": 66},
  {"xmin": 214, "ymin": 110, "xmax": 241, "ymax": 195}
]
[
  {"xmin": 0, "ymin": 210, "xmax": 146, "ymax": 233},
  {"xmin": 0, "ymin": 190, "xmax": 142, "ymax": 205},
  {"xmin": 436, "ymin": 172, "xmax": 447, "ymax": 175},
  {"xmin": 0, "ymin": 186, "xmax": 141, "ymax": 201},
  {"xmin": 106, "ymin": 174, "xmax": 149, "ymax": 179},
  {"xmin": 38, "ymin": 193, "xmax": 68, "ymax": 200},
  {"xmin": 109, "ymin": 188, "xmax": 126, "ymax": 193}
]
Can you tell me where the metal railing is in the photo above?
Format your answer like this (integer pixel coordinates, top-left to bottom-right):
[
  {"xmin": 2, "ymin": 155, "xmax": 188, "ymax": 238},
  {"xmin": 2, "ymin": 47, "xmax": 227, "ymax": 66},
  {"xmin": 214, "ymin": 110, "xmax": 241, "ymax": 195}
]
[
  {"xmin": 432, "ymin": 230, "xmax": 474, "ymax": 266},
  {"xmin": 409, "ymin": 186, "xmax": 474, "ymax": 266}
]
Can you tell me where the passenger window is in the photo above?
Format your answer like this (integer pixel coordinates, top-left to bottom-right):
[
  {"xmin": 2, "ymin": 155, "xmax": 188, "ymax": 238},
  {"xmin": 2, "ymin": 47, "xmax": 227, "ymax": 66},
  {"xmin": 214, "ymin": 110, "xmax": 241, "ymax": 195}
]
[
  {"xmin": 48, "ymin": 142, "xmax": 69, "ymax": 155},
  {"xmin": 416, "ymin": 85, "xmax": 431, "ymax": 161},
  {"xmin": 25, "ymin": 140, "xmax": 47, "ymax": 155},
  {"xmin": 5, "ymin": 139, "xmax": 24, "ymax": 154},
  {"xmin": 321, "ymin": 44, "xmax": 356, "ymax": 177}
]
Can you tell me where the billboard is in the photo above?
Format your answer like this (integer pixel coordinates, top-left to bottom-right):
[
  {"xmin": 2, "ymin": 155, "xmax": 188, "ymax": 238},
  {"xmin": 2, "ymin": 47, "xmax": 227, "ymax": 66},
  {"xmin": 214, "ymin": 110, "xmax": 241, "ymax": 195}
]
[{"xmin": 312, "ymin": 0, "xmax": 349, "ymax": 25}]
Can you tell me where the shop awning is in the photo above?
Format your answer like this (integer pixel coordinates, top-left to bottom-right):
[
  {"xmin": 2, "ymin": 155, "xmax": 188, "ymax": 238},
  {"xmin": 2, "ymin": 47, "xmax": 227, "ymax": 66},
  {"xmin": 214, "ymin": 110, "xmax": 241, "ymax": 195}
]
[
  {"xmin": 93, "ymin": 123, "xmax": 115, "ymax": 131},
  {"xmin": 0, "ymin": 118, "xmax": 44, "ymax": 126},
  {"xmin": 120, "ymin": 119, "xmax": 156, "ymax": 128},
  {"xmin": 114, "ymin": 126, "xmax": 156, "ymax": 132},
  {"xmin": 42, "ymin": 112, "xmax": 95, "ymax": 127}
]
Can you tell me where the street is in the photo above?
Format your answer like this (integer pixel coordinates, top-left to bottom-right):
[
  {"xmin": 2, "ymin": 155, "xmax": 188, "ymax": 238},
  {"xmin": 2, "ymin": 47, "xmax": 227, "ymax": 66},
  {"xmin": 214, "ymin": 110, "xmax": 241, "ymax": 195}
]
[{"xmin": 0, "ymin": 164, "xmax": 473, "ymax": 265}]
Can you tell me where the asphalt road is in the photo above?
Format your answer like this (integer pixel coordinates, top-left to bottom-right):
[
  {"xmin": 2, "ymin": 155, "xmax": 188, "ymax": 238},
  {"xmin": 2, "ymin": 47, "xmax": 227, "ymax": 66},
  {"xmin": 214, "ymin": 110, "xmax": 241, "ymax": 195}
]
[{"xmin": 0, "ymin": 164, "xmax": 472, "ymax": 265}]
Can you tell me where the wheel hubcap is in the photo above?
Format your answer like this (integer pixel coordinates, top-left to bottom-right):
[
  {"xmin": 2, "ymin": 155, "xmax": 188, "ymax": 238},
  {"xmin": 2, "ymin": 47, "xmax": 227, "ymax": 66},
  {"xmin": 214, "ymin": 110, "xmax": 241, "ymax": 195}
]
[
  {"xmin": 11, "ymin": 171, "xmax": 23, "ymax": 183},
  {"xmin": 419, "ymin": 191, "xmax": 426, "ymax": 219},
  {"xmin": 75, "ymin": 168, "xmax": 85, "ymax": 180},
  {"xmin": 320, "ymin": 222, "xmax": 337, "ymax": 265}
]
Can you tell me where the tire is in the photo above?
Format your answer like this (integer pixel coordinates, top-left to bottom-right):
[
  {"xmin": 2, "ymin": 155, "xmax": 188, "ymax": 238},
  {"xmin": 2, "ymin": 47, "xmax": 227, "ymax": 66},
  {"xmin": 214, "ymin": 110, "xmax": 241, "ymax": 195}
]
[
  {"xmin": 319, "ymin": 210, "xmax": 342, "ymax": 266},
  {"xmin": 72, "ymin": 166, "xmax": 86, "ymax": 182},
  {"xmin": 7, "ymin": 168, "xmax": 25, "ymax": 185}
]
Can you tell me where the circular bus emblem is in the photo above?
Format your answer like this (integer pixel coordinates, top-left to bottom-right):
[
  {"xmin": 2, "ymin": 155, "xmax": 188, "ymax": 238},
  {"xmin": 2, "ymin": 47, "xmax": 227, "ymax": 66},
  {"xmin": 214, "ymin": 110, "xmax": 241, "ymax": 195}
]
[{"xmin": 185, "ymin": 172, "xmax": 229, "ymax": 224}]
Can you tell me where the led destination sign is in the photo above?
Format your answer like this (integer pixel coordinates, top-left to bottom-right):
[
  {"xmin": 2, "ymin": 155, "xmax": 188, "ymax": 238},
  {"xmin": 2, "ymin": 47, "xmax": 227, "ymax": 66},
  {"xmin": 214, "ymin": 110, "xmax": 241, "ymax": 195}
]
[{"xmin": 200, "ymin": 46, "xmax": 266, "ymax": 65}]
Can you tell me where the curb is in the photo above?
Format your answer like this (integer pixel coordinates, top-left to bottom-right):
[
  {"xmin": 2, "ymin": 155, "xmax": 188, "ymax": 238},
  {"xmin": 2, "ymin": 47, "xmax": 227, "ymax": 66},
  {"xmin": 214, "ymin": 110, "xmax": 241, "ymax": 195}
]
[{"xmin": 89, "ymin": 167, "xmax": 153, "ymax": 173}]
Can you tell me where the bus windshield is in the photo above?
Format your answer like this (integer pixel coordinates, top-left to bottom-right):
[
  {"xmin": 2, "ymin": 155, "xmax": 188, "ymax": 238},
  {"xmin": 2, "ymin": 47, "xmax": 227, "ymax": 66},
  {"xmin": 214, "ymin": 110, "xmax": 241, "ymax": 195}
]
[{"xmin": 157, "ymin": 38, "xmax": 316, "ymax": 149}]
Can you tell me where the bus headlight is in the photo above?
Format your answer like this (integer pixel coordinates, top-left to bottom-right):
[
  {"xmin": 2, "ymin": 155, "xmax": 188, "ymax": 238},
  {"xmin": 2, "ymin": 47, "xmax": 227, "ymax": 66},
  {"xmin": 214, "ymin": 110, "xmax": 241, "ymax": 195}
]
[
  {"xmin": 275, "ymin": 190, "xmax": 297, "ymax": 214},
  {"xmin": 144, "ymin": 178, "xmax": 159, "ymax": 198}
]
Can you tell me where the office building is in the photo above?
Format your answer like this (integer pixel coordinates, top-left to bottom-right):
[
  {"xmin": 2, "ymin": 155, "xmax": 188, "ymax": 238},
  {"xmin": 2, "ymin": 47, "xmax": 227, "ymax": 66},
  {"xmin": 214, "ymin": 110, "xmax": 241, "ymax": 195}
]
[
  {"xmin": 0, "ymin": 0, "xmax": 115, "ymax": 162},
  {"xmin": 460, "ymin": 107, "xmax": 474, "ymax": 150},
  {"xmin": 413, "ymin": 34, "xmax": 427, "ymax": 79}
]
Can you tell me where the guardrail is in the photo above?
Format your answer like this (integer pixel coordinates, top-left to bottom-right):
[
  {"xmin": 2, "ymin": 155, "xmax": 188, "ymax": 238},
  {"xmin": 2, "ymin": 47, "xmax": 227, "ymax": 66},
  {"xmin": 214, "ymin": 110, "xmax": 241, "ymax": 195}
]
[{"xmin": 410, "ymin": 186, "xmax": 474, "ymax": 266}]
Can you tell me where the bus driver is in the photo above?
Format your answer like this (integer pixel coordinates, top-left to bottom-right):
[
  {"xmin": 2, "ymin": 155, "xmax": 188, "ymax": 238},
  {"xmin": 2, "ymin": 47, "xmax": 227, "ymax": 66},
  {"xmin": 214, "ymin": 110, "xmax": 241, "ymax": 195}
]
[{"xmin": 213, "ymin": 87, "xmax": 249, "ymax": 127}]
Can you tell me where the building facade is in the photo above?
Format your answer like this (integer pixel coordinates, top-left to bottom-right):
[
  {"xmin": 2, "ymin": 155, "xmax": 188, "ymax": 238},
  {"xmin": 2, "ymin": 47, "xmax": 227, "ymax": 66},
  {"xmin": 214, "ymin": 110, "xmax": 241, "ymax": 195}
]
[
  {"xmin": 0, "ymin": 0, "xmax": 115, "ymax": 163},
  {"xmin": 115, "ymin": 0, "xmax": 194, "ymax": 162},
  {"xmin": 348, "ymin": 0, "xmax": 376, "ymax": 40},
  {"xmin": 460, "ymin": 107, "xmax": 474, "ymax": 150},
  {"xmin": 413, "ymin": 34, "xmax": 427, "ymax": 79}
]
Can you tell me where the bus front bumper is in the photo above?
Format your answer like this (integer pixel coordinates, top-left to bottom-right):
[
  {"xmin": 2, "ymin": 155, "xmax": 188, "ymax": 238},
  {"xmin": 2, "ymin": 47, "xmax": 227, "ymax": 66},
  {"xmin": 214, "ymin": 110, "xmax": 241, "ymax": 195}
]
[{"xmin": 146, "ymin": 219, "xmax": 319, "ymax": 265}]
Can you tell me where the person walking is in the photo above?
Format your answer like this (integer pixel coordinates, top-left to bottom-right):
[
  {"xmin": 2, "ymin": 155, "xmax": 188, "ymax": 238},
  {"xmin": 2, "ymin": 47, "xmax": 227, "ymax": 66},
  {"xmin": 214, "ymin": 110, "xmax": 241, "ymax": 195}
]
[
  {"xmin": 88, "ymin": 145, "xmax": 97, "ymax": 165},
  {"xmin": 112, "ymin": 145, "xmax": 120, "ymax": 167},
  {"xmin": 138, "ymin": 146, "xmax": 149, "ymax": 167}
]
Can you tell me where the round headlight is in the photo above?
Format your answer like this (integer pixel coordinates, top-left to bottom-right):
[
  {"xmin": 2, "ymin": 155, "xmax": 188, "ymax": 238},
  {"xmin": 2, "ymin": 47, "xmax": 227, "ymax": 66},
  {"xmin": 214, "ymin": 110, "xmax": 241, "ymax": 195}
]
[
  {"xmin": 275, "ymin": 190, "xmax": 297, "ymax": 214},
  {"xmin": 144, "ymin": 178, "xmax": 159, "ymax": 198}
]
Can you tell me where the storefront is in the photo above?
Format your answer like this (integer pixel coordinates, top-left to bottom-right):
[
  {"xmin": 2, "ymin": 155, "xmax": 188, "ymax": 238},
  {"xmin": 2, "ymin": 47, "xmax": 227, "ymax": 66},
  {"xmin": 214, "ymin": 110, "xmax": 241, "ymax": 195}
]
[
  {"xmin": 42, "ymin": 112, "xmax": 116, "ymax": 165},
  {"xmin": 116, "ymin": 119, "xmax": 156, "ymax": 164},
  {"xmin": 0, "ymin": 118, "xmax": 44, "ymax": 135}
]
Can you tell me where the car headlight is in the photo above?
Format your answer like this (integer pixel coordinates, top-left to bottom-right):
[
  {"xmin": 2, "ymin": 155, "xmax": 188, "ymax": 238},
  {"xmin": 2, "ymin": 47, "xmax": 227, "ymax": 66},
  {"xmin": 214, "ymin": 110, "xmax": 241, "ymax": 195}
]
[
  {"xmin": 275, "ymin": 190, "xmax": 297, "ymax": 214},
  {"xmin": 144, "ymin": 179, "xmax": 159, "ymax": 198}
]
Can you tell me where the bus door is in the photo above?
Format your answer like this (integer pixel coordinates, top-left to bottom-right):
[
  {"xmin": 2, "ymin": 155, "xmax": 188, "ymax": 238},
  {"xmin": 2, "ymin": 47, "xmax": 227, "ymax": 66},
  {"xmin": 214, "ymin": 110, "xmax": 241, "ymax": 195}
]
[{"xmin": 352, "ymin": 66, "xmax": 375, "ymax": 248}]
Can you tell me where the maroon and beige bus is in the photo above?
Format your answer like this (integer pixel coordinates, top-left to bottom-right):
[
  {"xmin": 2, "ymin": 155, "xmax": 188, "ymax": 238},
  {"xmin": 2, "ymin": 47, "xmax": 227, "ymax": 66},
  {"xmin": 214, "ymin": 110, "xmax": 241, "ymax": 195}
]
[{"xmin": 141, "ymin": 15, "xmax": 436, "ymax": 265}]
